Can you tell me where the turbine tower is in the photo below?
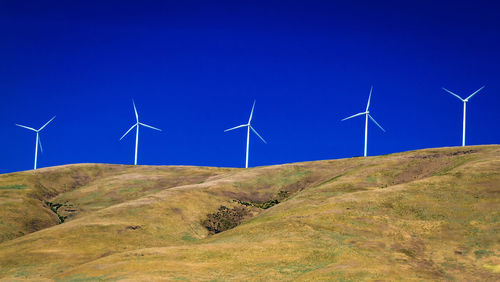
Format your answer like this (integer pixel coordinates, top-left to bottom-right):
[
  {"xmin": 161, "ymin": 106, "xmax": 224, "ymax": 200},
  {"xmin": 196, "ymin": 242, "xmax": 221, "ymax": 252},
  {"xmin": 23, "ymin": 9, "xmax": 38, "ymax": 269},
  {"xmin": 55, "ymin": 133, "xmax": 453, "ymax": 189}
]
[
  {"xmin": 120, "ymin": 100, "xmax": 161, "ymax": 165},
  {"xmin": 442, "ymin": 86, "xmax": 485, "ymax": 146},
  {"xmin": 224, "ymin": 100, "xmax": 267, "ymax": 168},
  {"xmin": 341, "ymin": 86, "xmax": 385, "ymax": 157},
  {"xmin": 15, "ymin": 116, "xmax": 56, "ymax": 170}
]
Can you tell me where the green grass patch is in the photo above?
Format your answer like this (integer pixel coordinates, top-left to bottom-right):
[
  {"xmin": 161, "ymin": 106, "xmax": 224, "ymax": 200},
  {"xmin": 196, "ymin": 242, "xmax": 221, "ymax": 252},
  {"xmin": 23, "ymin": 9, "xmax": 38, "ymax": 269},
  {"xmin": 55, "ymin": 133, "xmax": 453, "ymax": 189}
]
[
  {"xmin": 56, "ymin": 275, "xmax": 113, "ymax": 282},
  {"xmin": 474, "ymin": 249, "xmax": 494, "ymax": 259},
  {"xmin": 0, "ymin": 184, "xmax": 28, "ymax": 190},
  {"xmin": 14, "ymin": 270, "xmax": 31, "ymax": 278},
  {"xmin": 365, "ymin": 177, "xmax": 377, "ymax": 183},
  {"xmin": 181, "ymin": 235, "xmax": 199, "ymax": 242}
]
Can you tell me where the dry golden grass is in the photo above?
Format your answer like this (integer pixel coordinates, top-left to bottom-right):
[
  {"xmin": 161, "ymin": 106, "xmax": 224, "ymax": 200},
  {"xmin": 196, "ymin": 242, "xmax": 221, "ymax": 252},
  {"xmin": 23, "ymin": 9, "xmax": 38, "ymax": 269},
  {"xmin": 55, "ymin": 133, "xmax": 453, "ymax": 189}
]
[{"xmin": 0, "ymin": 145, "xmax": 499, "ymax": 281}]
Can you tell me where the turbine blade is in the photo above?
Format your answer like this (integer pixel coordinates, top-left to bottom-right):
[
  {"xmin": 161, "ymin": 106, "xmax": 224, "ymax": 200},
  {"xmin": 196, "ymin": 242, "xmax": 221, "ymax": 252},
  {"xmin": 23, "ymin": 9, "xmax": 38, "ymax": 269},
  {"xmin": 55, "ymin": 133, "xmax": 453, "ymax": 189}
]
[
  {"xmin": 250, "ymin": 126, "xmax": 267, "ymax": 144},
  {"xmin": 38, "ymin": 135, "xmax": 43, "ymax": 153},
  {"xmin": 15, "ymin": 124, "xmax": 37, "ymax": 131},
  {"xmin": 366, "ymin": 86, "xmax": 373, "ymax": 111},
  {"xmin": 38, "ymin": 116, "xmax": 56, "ymax": 131},
  {"xmin": 132, "ymin": 100, "xmax": 139, "ymax": 122},
  {"xmin": 341, "ymin": 112, "xmax": 366, "ymax": 121},
  {"xmin": 120, "ymin": 124, "xmax": 137, "ymax": 140},
  {"xmin": 224, "ymin": 124, "xmax": 248, "ymax": 132},
  {"xmin": 442, "ymin": 87, "xmax": 464, "ymax": 101},
  {"xmin": 466, "ymin": 85, "xmax": 485, "ymax": 100},
  {"xmin": 368, "ymin": 114, "xmax": 386, "ymax": 132},
  {"xmin": 140, "ymin": 122, "xmax": 162, "ymax": 131},
  {"xmin": 248, "ymin": 100, "xmax": 256, "ymax": 123}
]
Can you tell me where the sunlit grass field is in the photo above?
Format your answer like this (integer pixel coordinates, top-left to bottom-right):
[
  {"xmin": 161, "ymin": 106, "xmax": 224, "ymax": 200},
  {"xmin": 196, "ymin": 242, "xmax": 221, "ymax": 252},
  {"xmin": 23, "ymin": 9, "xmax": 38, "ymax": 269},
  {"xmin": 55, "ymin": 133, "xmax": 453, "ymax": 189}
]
[{"xmin": 0, "ymin": 145, "xmax": 499, "ymax": 280}]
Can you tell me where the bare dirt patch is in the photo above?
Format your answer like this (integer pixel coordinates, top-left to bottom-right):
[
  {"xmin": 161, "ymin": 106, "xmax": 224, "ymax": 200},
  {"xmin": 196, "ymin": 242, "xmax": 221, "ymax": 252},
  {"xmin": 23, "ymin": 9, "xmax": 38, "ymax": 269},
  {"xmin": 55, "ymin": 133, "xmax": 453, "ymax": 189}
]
[{"xmin": 390, "ymin": 151, "xmax": 477, "ymax": 185}]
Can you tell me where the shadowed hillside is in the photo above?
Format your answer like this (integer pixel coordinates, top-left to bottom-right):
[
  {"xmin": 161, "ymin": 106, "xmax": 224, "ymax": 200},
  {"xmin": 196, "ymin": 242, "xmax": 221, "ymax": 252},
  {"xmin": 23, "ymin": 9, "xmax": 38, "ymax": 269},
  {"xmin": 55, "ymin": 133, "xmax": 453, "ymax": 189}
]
[{"xmin": 0, "ymin": 145, "xmax": 499, "ymax": 281}]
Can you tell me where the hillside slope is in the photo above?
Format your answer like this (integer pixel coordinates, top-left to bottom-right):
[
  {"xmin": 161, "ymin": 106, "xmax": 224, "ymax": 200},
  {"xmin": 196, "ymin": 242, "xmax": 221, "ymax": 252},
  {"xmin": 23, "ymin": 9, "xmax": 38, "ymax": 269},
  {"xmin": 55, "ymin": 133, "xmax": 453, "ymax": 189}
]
[{"xmin": 0, "ymin": 146, "xmax": 499, "ymax": 281}]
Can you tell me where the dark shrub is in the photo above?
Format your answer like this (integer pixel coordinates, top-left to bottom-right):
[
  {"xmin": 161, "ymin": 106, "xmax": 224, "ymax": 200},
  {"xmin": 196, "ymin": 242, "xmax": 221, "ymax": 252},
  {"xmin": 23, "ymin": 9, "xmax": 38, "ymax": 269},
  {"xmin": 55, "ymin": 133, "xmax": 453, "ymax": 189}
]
[{"xmin": 202, "ymin": 205, "xmax": 250, "ymax": 234}]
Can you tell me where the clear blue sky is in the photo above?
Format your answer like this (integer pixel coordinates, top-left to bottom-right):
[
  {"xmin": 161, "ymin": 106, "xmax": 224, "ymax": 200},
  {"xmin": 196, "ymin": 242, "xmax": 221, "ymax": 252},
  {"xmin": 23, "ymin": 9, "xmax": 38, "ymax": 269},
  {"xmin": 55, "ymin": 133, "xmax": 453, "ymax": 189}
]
[{"xmin": 1, "ymin": 0, "xmax": 499, "ymax": 173}]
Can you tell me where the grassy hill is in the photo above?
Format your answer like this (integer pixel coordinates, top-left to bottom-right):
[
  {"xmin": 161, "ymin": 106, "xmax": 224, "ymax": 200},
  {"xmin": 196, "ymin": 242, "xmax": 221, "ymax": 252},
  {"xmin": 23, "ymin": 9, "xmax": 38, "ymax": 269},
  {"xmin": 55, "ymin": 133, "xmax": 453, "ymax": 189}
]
[{"xmin": 0, "ymin": 145, "xmax": 499, "ymax": 281}]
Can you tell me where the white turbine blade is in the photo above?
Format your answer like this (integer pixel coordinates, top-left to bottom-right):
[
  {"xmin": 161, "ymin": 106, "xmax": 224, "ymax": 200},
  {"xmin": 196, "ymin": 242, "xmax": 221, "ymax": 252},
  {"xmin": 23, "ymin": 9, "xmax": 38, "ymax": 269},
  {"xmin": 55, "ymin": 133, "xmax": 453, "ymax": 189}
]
[
  {"xmin": 368, "ymin": 114, "xmax": 386, "ymax": 132},
  {"xmin": 224, "ymin": 124, "xmax": 248, "ymax": 132},
  {"xmin": 140, "ymin": 122, "xmax": 162, "ymax": 131},
  {"xmin": 248, "ymin": 100, "xmax": 256, "ymax": 123},
  {"xmin": 442, "ymin": 87, "xmax": 464, "ymax": 101},
  {"xmin": 38, "ymin": 135, "xmax": 43, "ymax": 153},
  {"xmin": 466, "ymin": 85, "xmax": 485, "ymax": 100},
  {"xmin": 341, "ymin": 112, "xmax": 366, "ymax": 121},
  {"xmin": 38, "ymin": 116, "xmax": 56, "ymax": 131},
  {"xmin": 366, "ymin": 86, "xmax": 373, "ymax": 111},
  {"xmin": 120, "ymin": 124, "xmax": 137, "ymax": 140},
  {"xmin": 250, "ymin": 125, "xmax": 267, "ymax": 144},
  {"xmin": 15, "ymin": 124, "xmax": 37, "ymax": 131},
  {"xmin": 132, "ymin": 100, "xmax": 139, "ymax": 122}
]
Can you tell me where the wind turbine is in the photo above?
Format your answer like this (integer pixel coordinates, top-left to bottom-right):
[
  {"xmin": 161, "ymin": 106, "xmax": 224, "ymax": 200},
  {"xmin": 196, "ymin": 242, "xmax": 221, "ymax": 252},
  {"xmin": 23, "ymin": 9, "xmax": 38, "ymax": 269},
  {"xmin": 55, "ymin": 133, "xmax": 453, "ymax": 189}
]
[
  {"xmin": 120, "ymin": 100, "xmax": 161, "ymax": 165},
  {"xmin": 224, "ymin": 100, "xmax": 267, "ymax": 168},
  {"xmin": 15, "ymin": 116, "xmax": 56, "ymax": 170},
  {"xmin": 442, "ymin": 86, "xmax": 485, "ymax": 146},
  {"xmin": 341, "ymin": 86, "xmax": 385, "ymax": 157}
]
